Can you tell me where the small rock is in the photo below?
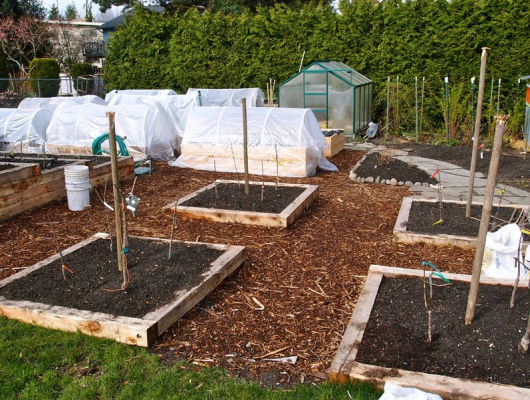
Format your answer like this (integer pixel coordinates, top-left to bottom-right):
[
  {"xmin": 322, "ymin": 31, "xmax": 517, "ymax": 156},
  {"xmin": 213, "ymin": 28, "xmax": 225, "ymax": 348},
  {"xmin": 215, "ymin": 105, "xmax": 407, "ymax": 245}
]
[
  {"xmin": 390, "ymin": 178, "xmax": 398, "ymax": 186},
  {"xmin": 386, "ymin": 179, "xmax": 391, "ymax": 185},
  {"xmin": 414, "ymin": 182, "xmax": 422, "ymax": 186},
  {"xmin": 422, "ymin": 182, "xmax": 430, "ymax": 187},
  {"xmin": 361, "ymin": 177, "xmax": 365, "ymax": 183},
  {"xmin": 365, "ymin": 176, "xmax": 374, "ymax": 183},
  {"xmin": 405, "ymin": 181, "xmax": 413, "ymax": 187},
  {"xmin": 398, "ymin": 181, "xmax": 404, "ymax": 186},
  {"xmin": 355, "ymin": 177, "xmax": 361, "ymax": 183},
  {"xmin": 375, "ymin": 176, "xmax": 380, "ymax": 184},
  {"xmin": 349, "ymin": 171, "xmax": 357, "ymax": 181}
]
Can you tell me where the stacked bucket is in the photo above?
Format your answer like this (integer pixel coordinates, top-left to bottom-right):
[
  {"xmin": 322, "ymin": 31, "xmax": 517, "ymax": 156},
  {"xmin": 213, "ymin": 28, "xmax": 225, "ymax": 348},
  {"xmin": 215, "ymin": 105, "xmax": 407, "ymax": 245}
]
[{"xmin": 64, "ymin": 165, "xmax": 91, "ymax": 211}]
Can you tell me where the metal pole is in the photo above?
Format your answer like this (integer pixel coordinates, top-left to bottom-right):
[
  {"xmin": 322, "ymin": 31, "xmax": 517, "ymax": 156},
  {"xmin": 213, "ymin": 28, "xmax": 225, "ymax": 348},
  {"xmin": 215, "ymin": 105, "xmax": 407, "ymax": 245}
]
[
  {"xmin": 385, "ymin": 76, "xmax": 390, "ymax": 143},
  {"xmin": 242, "ymin": 98, "xmax": 250, "ymax": 196},
  {"xmin": 420, "ymin": 77, "xmax": 425, "ymax": 134},
  {"xmin": 496, "ymin": 78, "xmax": 501, "ymax": 114},
  {"xmin": 465, "ymin": 115, "xmax": 509, "ymax": 325},
  {"xmin": 298, "ymin": 50, "xmax": 306, "ymax": 73},
  {"xmin": 444, "ymin": 77, "xmax": 450, "ymax": 142},
  {"xmin": 415, "ymin": 76, "xmax": 418, "ymax": 142},
  {"xmin": 198, "ymin": 90, "xmax": 202, "ymax": 106},
  {"xmin": 396, "ymin": 76, "xmax": 400, "ymax": 131},
  {"xmin": 466, "ymin": 47, "xmax": 489, "ymax": 218},
  {"xmin": 106, "ymin": 111, "xmax": 124, "ymax": 272}
]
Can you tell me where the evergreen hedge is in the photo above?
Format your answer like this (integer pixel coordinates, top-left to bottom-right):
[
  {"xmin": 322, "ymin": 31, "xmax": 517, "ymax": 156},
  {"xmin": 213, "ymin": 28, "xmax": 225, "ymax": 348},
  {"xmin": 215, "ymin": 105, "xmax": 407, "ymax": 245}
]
[
  {"xmin": 29, "ymin": 58, "xmax": 60, "ymax": 98},
  {"xmin": 104, "ymin": 1, "xmax": 530, "ymax": 141}
]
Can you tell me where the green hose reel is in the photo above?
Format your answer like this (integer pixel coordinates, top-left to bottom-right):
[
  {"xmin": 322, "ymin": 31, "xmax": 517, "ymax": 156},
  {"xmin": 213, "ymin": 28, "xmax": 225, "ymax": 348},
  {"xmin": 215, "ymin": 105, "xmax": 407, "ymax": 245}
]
[{"xmin": 91, "ymin": 133, "xmax": 129, "ymax": 156}]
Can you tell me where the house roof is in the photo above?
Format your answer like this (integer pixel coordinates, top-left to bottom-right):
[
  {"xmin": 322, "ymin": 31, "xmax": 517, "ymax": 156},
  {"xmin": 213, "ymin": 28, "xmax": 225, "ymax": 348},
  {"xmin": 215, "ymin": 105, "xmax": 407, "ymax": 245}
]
[{"xmin": 98, "ymin": 6, "xmax": 164, "ymax": 30}]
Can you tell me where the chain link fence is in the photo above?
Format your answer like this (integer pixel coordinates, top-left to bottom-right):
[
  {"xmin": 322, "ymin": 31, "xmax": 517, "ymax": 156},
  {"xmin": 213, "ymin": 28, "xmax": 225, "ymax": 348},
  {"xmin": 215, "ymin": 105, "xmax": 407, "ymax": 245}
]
[{"xmin": 0, "ymin": 75, "xmax": 105, "ymax": 108}]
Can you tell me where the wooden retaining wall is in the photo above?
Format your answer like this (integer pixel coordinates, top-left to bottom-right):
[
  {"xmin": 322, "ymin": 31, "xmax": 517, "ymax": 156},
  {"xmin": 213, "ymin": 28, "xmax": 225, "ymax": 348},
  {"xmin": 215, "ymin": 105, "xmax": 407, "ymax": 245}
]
[{"xmin": 0, "ymin": 156, "xmax": 134, "ymax": 221}]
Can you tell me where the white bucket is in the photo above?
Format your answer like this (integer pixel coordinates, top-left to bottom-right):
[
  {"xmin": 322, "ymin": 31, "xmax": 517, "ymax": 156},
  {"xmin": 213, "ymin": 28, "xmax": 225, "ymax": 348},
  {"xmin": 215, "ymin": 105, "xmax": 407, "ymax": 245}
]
[{"xmin": 64, "ymin": 165, "xmax": 91, "ymax": 211}]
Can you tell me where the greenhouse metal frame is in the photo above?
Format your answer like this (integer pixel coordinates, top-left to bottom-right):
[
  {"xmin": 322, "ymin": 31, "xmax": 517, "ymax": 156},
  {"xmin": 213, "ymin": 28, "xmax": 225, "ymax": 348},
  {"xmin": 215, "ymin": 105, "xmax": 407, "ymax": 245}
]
[{"xmin": 278, "ymin": 61, "xmax": 372, "ymax": 136}]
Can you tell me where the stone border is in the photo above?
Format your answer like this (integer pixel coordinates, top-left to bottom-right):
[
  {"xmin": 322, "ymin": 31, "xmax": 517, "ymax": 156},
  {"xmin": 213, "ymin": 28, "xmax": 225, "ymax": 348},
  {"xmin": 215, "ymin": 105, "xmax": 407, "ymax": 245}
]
[
  {"xmin": 162, "ymin": 180, "xmax": 319, "ymax": 228},
  {"xmin": 394, "ymin": 197, "xmax": 529, "ymax": 249},
  {"xmin": 0, "ymin": 233, "xmax": 245, "ymax": 347},
  {"xmin": 349, "ymin": 153, "xmax": 433, "ymax": 187},
  {"xmin": 328, "ymin": 265, "xmax": 530, "ymax": 399}
]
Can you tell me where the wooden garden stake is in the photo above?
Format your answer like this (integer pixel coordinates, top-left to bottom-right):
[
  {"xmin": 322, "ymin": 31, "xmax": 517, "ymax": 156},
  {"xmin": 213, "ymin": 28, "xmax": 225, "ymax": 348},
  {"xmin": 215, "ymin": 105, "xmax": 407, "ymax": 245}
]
[
  {"xmin": 103, "ymin": 180, "xmax": 112, "ymax": 252},
  {"xmin": 242, "ymin": 98, "xmax": 250, "ymax": 196},
  {"xmin": 106, "ymin": 111, "xmax": 124, "ymax": 273},
  {"xmin": 422, "ymin": 265, "xmax": 432, "ymax": 343},
  {"xmin": 520, "ymin": 310, "xmax": 530, "ymax": 353},
  {"xmin": 466, "ymin": 47, "xmax": 489, "ymax": 218},
  {"xmin": 120, "ymin": 192, "xmax": 129, "ymax": 290},
  {"xmin": 275, "ymin": 143, "xmax": 279, "ymax": 191},
  {"xmin": 168, "ymin": 196, "xmax": 178, "ymax": 259},
  {"xmin": 465, "ymin": 115, "xmax": 508, "ymax": 325},
  {"xmin": 261, "ymin": 160, "xmax": 265, "ymax": 202},
  {"xmin": 213, "ymin": 159, "xmax": 218, "ymax": 199}
]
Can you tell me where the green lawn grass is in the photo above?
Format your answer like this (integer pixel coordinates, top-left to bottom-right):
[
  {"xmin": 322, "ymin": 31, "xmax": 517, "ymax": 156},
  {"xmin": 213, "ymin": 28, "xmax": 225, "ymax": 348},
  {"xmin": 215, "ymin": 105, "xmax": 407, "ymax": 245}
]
[{"xmin": 0, "ymin": 317, "xmax": 381, "ymax": 399}]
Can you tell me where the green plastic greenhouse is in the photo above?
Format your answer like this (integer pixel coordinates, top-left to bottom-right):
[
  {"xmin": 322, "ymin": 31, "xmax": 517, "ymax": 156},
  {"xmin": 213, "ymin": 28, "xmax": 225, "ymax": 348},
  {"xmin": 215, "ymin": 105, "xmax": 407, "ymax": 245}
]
[{"xmin": 277, "ymin": 61, "xmax": 372, "ymax": 136}]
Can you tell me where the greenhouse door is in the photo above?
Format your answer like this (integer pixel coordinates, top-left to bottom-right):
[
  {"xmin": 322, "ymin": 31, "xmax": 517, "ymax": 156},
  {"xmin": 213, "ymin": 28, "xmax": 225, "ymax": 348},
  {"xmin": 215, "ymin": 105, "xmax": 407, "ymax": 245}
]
[{"xmin": 303, "ymin": 71, "xmax": 328, "ymax": 129}]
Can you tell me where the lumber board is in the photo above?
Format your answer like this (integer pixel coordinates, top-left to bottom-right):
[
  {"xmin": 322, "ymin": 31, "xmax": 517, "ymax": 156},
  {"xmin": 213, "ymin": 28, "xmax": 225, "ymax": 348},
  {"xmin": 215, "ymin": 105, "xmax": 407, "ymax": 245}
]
[
  {"xmin": 0, "ymin": 162, "xmax": 40, "ymax": 185},
  {"xmin": 0, "ymin": 175, "xmax": 65, "ymax": 208},
  {"xmin": 0, "ymin": 186, "xmax": 66, "ymax": 221},
  {"xmin": 0, "ymin": 167, "xmax": 65, "ymax": 197},
  {"xmin": 0, "ymin": 233, "xmax": 246, "ymax": 347},
  {"xmin": 324, "ymin": 132, "xmax": 345, "ymax": 158},
  {"xmin": 162, "ymin": 180, "xmax": 319, "ymax": 228}
]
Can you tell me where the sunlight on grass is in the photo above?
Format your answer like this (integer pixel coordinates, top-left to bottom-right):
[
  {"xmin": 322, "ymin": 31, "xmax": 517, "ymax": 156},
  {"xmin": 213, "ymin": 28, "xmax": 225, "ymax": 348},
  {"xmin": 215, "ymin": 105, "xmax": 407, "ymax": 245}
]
[{"xmin": 0, "ymin": 317, "xmax": 380, "ymax": 399}]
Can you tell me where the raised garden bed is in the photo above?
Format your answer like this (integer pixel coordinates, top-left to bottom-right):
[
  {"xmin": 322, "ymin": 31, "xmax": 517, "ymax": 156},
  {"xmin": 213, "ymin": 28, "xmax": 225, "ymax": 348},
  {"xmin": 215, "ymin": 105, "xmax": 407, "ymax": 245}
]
[
  {"xmin": 162, "ymin": 180, "xmax": 319, "ymax": 228},
  {"xmin": 394, "ymin": 197, "xmax": 529, "ymax": 248},
  {"xmin": 350, "ymin": 152, "xmax": 438, "ymax": 186},
  {"xmin": 0, "ymin": 233, "xmax": 245, "ymax": 346},
  {"xmin": 328, "ymin": 265, "xmax": 530, "ymax": 399},
  {"xmin": 322, "ymin": 130, "xmax": 345, "ymax": 158},
  {"xmin": 0, "ymin": 154, "xmax": 134, "ymax": 221}
]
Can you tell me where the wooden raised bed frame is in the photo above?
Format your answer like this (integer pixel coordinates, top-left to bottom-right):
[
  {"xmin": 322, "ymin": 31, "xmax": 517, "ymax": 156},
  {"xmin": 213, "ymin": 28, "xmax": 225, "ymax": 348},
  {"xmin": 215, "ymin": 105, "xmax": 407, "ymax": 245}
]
[
  {"xmin": 324, "ymin": 131, "xmax": 345, "ymax": 158},
  {"xmin": 394, "ymin": 197, "xmax": 529, "ymax": 249},
  {"xmin": 0, "ymin": 233, "xmax": 245, "ymax": 347},
  {"xmin": 328, "ymin": 265, "xmax": 530, "ymax": 400},
  {"xmin": 162, "ymin": 179, "xmax": 319, "ymax": 228},
  {"xmin": 0, "ymin": 155, "xmax": 134, "ymax": 221}
]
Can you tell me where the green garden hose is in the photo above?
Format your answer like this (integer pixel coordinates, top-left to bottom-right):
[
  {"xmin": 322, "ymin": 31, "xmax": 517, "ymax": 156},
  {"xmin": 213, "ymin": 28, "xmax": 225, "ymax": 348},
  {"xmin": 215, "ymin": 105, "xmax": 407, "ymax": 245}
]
[{"xmin": 92, "ymin": 133, "xmax": 129, "ymax": 156}]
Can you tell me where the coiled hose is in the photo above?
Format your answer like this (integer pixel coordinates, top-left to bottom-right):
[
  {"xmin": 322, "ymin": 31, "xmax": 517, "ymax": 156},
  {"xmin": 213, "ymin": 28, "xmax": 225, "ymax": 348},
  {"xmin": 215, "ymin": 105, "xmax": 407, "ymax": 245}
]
[{"xmin": 92, "ymin": 133, "xmax": 129, "ymax": 156}]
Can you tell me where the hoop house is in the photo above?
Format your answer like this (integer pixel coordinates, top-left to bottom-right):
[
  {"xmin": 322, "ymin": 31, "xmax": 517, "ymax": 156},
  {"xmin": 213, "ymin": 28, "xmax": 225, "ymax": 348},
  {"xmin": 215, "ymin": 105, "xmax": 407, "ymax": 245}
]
[
  {"xmin": 0, "ymin": 108, "xmax": 52, "ymax": 152},
  {"xmin": 104, "ymin": 89, "xmax": 176, "ymax": 103},
  {"xmin": 278, "ymin": 61, "xmax": 372, "ymax": 136},
  {"xmin": 170, "ymin": 107, "xmax": 337, "ymax": 177},
  {"xmin": 45, "ymin": 102, "xmax": 179, "ymax": 160},
  {"xmin": 186, "ymin": 88, "xmax": 265, "ymax": 107},
  {"xmin": 18, "ymin": 95, "xmax": 107, "ymax": 111}
]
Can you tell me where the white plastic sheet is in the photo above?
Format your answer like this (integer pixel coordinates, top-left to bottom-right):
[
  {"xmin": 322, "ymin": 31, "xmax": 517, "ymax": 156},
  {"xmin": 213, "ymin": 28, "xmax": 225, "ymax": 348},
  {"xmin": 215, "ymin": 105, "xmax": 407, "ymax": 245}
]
[
  {"xmin": 46, "ymin": 102, "xmax": 179, "ymax": 161},
  {"xmin": 104, "ymin": 89, "xmax": 176, "ymax": 103},
  {"xmin": 170, "ymin": 107, "xmax": 337, "ymax": 177},
  {"xmin": 186, "ymin": 88, "xmax": 265, "ymax": 107},
  {"xmin": 481, "ymin": 223, "xmax": 527, "ymax": 280},
  {"xmin": 18, "ymin": 95, "xmax": 107, "ymax": 111},
  {"xmin": 0, "ymin": 108, "xmax": 52, "ymax": 151},
  {"xmin": 379, "ymin": 382, "xmax": 443, "ymax": 400},
  {"xmin": 108, "ymin": 92, "xmax": 208, "ymax": 137}
]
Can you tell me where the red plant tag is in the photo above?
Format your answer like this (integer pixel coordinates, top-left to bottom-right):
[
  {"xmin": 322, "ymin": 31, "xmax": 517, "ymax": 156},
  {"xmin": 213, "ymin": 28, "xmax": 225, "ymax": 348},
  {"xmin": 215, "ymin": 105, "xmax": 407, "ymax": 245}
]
[{"xmin": 430, "ymin": 169, "xmax": 440, "ymax": 179}]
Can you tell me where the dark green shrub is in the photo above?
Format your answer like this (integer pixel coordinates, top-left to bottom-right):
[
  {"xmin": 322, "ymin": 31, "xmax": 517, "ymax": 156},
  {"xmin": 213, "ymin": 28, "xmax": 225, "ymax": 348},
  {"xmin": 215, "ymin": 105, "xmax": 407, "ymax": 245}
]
[
  {"xmin": 0, "ymin": 50, "xmax": 7, "ymax": 80},
  {"xmin": 29, "ymin": 58, "xmax": 60, "ymax": 97},
  {"xmin": 70, "ymin": 62, "xmax": 93, "ymax": 92}
]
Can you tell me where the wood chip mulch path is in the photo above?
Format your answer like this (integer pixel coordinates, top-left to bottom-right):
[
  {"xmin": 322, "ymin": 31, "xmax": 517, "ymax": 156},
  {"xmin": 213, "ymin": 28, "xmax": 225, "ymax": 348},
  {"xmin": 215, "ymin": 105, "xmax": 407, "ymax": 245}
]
[{"xmin": 0, "ymin": 151, "xmax": 476, "ymax": 387}]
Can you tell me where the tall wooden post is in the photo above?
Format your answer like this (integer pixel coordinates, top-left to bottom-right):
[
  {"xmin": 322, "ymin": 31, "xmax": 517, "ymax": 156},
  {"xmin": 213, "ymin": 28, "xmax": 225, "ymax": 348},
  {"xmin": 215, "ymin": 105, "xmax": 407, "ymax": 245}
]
[
  {"xmin": 106, "ymin": 111, "xmax": 124, "ymax": 272},
  {"xmin": 466, "ymin": 47, "xmax": 489, "ymax": 217},
  {"xmin": 242, "ymin": 98, "xmax": 250, "ymax": 196},
  {"xmin": 465, "ymin": 115, "xmax": 508, "ymax": 325}
]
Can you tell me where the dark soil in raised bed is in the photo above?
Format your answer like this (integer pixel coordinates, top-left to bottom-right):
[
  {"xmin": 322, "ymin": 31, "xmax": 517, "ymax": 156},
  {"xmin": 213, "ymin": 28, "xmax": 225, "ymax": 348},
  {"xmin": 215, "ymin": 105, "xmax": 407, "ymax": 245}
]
[
  {"xmin": 2, "ymin": 157, "xmax": 74, "ymax": 169},
  {"xmin": 393, "ymin": 143, "xmax": 530, "ymax": 192},
  {"xmin": 0, "ymin": 153, "xmax": 112, "ymax": 167},
  {"xmin": 354, "ymin": 152, "xmax": 438, "ymax": 184},
  {"xmin": 0, "ymin": 237, "xmax": 223, "ymax": 318},
  {"xmin": 181, "ymin": 183, "xmax": 306, "ymax": 214},
  {"xmin": 0, "ymin": 163, "xmax": 15, "ymax": 171},
  {"xmin": 356, "ymin": 276, "xmax": 530, "ymax": 387},
  {"xmin": 406, "ymin": 201, "xmax": 530, "ymax": 240}
]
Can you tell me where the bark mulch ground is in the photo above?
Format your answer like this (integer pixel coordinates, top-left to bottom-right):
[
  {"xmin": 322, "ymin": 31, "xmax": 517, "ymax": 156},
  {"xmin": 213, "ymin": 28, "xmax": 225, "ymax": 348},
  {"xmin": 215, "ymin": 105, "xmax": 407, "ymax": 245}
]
[
  {"xmin": 407, "ymin": 201, "xmax": 529, "ymax": 239},
  {"xmin": 181, "ymin": 183, "xmax": 305, "ymax": 214},
  {"xmin": 353, "ymin": 152, "xmax": 438, "ymax": 184},
  {"xmin": 0, "ymin": 237, "xmax": 223, "ymax": 319},
  {"xmin": 393, "ymin": 143, "xmax": 530, "ymax": 192},
  {"xmin": 356, "ymin": 276, "xmax": 530, "ymax": 388},
  {"xmin": 0, "ymin": 150, "xmax": 477, "ymax": 388}
]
